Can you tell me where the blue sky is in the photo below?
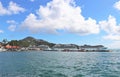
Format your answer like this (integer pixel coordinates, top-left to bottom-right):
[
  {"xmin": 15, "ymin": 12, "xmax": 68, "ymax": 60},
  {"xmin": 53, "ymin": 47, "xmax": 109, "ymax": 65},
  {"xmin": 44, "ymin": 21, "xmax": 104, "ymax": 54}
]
[{"xmin": 0, "ymin": 0, "xmax": 120, "ymax": 48}]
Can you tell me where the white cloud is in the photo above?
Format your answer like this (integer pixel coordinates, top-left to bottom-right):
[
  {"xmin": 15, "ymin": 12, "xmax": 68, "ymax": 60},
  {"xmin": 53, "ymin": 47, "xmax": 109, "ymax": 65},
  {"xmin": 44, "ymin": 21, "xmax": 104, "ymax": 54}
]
[
  {"xmin": 114, "ymin": 0, "xmax": 120, "ymax": 11},
  {"xmin": 21, "ymin": 0, "xmax": 99, "ymax": 35},
  {"xmin": 0, "ymin": 1, "xmax": 25, "ymax": 15},
  {"xmin": 8, "ymin": 25, "xmax": 16, "ymax": 31},
  {"xmin": 99, "ymin": 15, "xmax": 120, "ymax": 40},
  {"xmin": 0, "ymin": 30, "xmax": 4, "ymax": 33},
  {"xmin": 108, "ymin": 41, "xmax": 120, "ymax": 49},
  {"xmin": 30, "ymin": 0, "xmax": 35, "ymax": 2},
  {"xmin": 103, "ymin": 35, "xmax": 120, "ymax": 40},
  {"xmin": 7, "ymin": 20, "xmax": 17, "ymax": 32},
  {"xmin": 7, "ymin": 20, "xmax": 17, "ymax": 24}
]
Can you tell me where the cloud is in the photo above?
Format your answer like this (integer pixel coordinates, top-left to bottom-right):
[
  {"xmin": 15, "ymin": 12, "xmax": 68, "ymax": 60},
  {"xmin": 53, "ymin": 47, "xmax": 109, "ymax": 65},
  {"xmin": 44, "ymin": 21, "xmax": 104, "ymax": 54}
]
[
  {"xmin": 30, "ymin": 0, "xmax": 35, "ymax": 2},
  {"xmin": 114, "ymin": 0, "xmax": 120, "ymax": 11},
  {"xmin": 0, "ymin": 1, "xmax": 25, "ymax": 15},
  {"xmin": 7, "ymin": 20, "xmax": 17, "ymax": 32},
  {"xmin": 99, "ymin": 15, "xmax": 120, "ymax": 40},
  {"xmin": 21, "ymin": 0, "xmax": 99, "ymax": 35},
  {"xmin": 8, "ymin": 25, "xmax": 16, "ymax": 32},
  {"xmin": 7, "ymin": 20, "xmax": 17, "ymax": 24},
  {"xmin": 103, "ymin": 35, "xmax": 120, "ymax": 40},
  {"xmin": 108, "ymin": 41, "xmax": 120, "ymax": 49},
  {"xmin": 0, "ymin": 30, "xmax": 4, "ymax": 33}
]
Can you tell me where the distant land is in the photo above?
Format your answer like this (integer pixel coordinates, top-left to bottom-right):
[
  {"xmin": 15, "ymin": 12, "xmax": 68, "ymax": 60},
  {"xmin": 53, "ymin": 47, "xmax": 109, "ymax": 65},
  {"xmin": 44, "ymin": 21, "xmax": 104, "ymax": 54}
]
[
  {"xmin": 0, "ymin": 36, "xmax": 110, "ymax": 52},
  {"xmin": 1, "ymin": 36, "xmax": 78, "ymax": 48}
]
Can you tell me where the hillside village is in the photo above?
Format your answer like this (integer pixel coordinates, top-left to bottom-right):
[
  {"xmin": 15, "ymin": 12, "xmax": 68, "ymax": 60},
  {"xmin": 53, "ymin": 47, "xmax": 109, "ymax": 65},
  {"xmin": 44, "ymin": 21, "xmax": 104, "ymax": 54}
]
[{"xmin": 0, "ymin": 36, "xmax": 110, "ymax": 52}]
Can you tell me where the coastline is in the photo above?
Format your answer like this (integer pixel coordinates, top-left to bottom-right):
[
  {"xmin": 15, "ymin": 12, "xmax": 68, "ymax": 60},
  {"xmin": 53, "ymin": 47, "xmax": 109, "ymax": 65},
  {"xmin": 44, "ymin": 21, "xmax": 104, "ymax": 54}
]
[{"xmin": 0, "ymin": 49, "xmax": 111, "ymax": 52}]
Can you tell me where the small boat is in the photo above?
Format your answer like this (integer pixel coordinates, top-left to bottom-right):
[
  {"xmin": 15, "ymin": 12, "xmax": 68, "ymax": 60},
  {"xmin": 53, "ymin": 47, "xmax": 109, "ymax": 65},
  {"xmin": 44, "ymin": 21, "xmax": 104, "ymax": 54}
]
[{"xmin": 0, "ymin": 47, "xmax": 6, "ymax": 52}]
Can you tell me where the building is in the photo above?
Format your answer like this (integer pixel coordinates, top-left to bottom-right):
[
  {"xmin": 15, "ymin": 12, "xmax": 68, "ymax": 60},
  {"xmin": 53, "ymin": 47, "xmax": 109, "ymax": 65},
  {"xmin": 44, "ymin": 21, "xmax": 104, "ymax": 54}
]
[
  {"xmin": 5, "ymin": 44, "xmax": 20, "ymax": 50},
  {"xmin": 79, "ymin": 45, "xmax": 108, "ymax": 52},
  {"xmin": 0, "ymin": 42, "xmax": 2, "ymax": 47}
]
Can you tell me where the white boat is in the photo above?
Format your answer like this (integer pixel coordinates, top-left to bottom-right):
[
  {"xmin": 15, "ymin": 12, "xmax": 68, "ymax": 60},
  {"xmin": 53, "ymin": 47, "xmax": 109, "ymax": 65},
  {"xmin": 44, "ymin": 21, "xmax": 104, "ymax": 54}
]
[{"xmin": 0, "ymin": 47, "xmax": 6, "ymax": 52}]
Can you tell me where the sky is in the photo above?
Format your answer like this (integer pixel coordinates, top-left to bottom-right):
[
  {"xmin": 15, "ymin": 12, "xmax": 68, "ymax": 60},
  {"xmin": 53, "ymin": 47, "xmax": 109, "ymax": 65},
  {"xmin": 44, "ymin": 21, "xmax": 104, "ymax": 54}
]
[{"xmin": 0, "ymin": 0, "xmax": 120, "ymax": 48}]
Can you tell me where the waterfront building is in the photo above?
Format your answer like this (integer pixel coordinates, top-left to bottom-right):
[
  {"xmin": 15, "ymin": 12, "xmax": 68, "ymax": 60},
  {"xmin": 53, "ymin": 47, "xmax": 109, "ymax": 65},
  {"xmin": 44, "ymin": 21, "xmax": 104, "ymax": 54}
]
[
  {"xmin": 5, "ymin": 44, "xmax": 20, "ymax": 50},
  {"xmin": 0, "ymin": 42, "xmax": 2, "ymax": 47},
  {"xmin": 5, "ymin": 44, "xmax": 19, "ymax": 49}
]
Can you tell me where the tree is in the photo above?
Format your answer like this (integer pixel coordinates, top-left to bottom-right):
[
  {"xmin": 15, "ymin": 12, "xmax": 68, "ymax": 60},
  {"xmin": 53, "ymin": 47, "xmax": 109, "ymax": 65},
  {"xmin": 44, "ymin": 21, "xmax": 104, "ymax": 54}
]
[
  {"xmin": 8, "ymin": 40, "xmax": 19, "ymax": 46},
  {"xmin": 2, "ymin": 39, "xmax": 8, "ymax": 45}
]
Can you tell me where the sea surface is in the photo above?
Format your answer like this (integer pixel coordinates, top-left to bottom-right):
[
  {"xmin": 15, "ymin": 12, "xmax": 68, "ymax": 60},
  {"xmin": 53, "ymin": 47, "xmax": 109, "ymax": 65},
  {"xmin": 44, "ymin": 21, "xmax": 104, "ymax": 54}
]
[{"xmin": 0, "ymin": 51, "xmax": 120, "ymax": 77}]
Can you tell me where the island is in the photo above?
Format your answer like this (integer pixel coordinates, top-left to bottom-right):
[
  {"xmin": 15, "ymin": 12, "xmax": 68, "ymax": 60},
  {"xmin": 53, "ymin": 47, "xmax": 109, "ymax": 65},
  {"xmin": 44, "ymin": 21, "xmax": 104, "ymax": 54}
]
[{"xmin": 0, "ymin": 36, "xmax": 110, "ymax": 52}]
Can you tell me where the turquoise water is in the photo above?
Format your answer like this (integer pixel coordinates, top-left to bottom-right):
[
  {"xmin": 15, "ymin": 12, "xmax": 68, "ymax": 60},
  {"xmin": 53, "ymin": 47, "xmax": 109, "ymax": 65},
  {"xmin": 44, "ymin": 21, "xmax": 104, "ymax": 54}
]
[{"xmin": 0, "ymin": 51, "xmax": 120, "ymax": 77}]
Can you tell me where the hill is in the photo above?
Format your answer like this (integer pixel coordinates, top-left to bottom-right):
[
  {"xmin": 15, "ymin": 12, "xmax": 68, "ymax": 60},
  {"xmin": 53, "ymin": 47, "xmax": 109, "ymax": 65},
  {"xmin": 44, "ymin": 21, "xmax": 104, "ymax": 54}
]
[{"xmin": 8, "ymin": 36, "xmax": 55, "ymax": 47}]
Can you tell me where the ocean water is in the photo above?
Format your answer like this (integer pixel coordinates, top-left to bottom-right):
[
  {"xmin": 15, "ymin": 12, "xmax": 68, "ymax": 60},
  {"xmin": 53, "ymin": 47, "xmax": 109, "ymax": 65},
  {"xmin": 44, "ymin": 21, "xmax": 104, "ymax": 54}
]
[{"xmin": 0, "ymin": 51, "xmax": 120, "ymax": 77}]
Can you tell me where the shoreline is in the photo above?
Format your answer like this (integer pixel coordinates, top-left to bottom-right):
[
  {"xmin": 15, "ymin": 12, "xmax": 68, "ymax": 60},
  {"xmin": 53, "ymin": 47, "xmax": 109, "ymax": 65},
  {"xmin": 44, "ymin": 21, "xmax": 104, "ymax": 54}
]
[{"xmin": 0, "ymin": 49, "xmax": 111, "ymax": 52}]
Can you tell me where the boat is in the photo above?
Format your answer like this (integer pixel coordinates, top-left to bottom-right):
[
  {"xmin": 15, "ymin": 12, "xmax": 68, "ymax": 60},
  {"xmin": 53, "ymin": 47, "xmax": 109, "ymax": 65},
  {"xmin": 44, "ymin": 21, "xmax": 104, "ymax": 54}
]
[{"xmin": 0, "ymin": 47, "xmax": 6, "ymax": 52}]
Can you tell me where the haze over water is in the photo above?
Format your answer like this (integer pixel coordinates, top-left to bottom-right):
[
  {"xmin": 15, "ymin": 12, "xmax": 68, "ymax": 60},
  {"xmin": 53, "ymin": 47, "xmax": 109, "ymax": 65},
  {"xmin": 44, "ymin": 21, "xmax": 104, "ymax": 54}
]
[{"xmin": 0, "ymin": 51, "xmax": 120, "ymax": 77}]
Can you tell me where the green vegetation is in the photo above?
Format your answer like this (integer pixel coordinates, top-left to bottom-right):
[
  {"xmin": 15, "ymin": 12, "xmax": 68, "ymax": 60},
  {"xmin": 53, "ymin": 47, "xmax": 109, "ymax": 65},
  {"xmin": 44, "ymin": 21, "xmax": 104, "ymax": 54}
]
[{"xmin": 6, "ymin": 36, "xmax": 55, "ymax": 47}]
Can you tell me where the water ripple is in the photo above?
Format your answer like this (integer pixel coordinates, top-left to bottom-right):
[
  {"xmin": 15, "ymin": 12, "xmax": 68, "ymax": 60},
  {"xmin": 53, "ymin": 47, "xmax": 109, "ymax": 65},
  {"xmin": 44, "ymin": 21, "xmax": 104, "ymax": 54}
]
[{"xmin": 0, "ymin": 52, "xmax": 120, "ymax": 77}]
